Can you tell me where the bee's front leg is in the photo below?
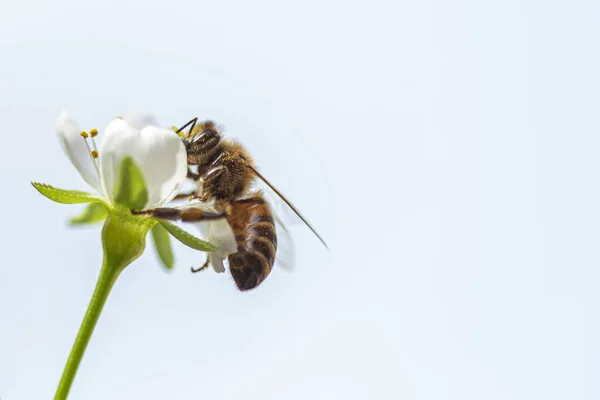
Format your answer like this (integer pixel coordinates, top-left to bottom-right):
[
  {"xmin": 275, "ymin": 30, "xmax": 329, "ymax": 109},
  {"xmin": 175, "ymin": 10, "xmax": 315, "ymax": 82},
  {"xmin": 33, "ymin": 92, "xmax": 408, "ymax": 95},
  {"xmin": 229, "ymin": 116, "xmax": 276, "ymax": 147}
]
[
  {"xmin": 191, "ymin": 257, "xmax": 210, "ymax": 273},
  {"xmin": 187, "ymin": 167, "xmax": 201, "ymax": 181}
]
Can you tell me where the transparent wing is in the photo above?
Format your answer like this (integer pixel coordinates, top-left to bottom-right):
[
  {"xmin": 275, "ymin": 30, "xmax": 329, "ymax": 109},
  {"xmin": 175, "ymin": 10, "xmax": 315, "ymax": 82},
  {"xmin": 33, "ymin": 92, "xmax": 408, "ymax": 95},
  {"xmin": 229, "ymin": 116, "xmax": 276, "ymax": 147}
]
[
  {"xmin": 273, "ymin": 211, "xmax": 295, "ymax": 272},
  {"xmin": 252, "ymin": 179, "xmax": 300, "ymax": 227},
  {"xmin": 250, "ymin": 183, "xmax": 295, "ymax": 272},
  {"xmin": 249, "ymin": 167, "xmax": 328, "ymax": 249}
]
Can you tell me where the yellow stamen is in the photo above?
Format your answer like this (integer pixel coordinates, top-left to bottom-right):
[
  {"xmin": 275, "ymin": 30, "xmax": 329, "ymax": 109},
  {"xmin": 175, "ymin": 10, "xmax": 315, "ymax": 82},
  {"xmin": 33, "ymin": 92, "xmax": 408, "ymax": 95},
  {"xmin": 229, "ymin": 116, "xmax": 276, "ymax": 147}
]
[
  {"xmin": 90, "ymin": 134, "xmax": 99, "ymax": 158},
  {"xmin": 81, "ymin": 130, "xmax": 102, "ymax": 178},
  {"xmin": 89, "ymin": 128, "xmax": 98, "ymax": 137}
]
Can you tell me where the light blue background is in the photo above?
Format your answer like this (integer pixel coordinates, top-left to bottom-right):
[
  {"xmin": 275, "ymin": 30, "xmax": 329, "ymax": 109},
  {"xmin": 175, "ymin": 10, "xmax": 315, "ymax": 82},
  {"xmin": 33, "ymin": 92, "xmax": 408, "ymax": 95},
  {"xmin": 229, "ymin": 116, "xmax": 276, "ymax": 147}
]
[{"xmin": 1, "ymin": 0, "xmax": 599, "ymax": 399}]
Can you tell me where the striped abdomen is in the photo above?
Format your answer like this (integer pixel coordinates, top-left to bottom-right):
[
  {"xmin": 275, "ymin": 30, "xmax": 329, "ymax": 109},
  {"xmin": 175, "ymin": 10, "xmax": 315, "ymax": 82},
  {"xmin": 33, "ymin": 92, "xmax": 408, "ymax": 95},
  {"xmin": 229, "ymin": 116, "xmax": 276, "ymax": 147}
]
[{"xmin": 226, "ymin": 196, "xmax": 277, "ymax": 291}]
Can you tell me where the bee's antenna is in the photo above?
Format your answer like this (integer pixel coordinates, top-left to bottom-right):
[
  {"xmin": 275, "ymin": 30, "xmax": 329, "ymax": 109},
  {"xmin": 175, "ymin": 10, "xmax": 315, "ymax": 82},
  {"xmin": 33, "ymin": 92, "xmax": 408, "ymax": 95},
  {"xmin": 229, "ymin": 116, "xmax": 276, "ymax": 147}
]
[
  {"xmin": 175, "ymin": 117, "xmax": 198, "ymax": 137},
  {"xmin": 248, "ymin": 165, "xmax": 329, "ymax": 249}
]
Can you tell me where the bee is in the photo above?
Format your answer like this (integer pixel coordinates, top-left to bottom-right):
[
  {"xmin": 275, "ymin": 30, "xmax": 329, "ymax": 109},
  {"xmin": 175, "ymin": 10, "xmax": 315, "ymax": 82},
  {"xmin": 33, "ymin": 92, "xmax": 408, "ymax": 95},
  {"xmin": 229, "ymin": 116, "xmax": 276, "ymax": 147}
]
[{"xmin": 139, "ymin": 118, "xmax": 327, "ymax": 291}]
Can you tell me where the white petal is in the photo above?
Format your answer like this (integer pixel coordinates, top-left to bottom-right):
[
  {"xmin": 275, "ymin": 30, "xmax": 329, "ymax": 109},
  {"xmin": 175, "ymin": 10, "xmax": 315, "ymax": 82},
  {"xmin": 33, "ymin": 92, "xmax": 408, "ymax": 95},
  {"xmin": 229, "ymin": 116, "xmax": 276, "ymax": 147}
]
[
  {"xmin": 204, "ymin": 218, "xmax": 237, "ymax": 273},
  {"xmin": 99, "ymin": 119, "xmax": 187, "ymax": 208},
  {"xmin": 210, "ymin": 254, "xmax": 226, "ymax": 274},
  {"xmin": 56, "ymin": 111, "xmax": 102, "ymax": 193},
  {"xmin": 184, "ymin": 201, "xmax": 237, "ymax": 273},
  {"xmin": 122, "ymin": 111, "xmax": 158, "ymax": 130}
]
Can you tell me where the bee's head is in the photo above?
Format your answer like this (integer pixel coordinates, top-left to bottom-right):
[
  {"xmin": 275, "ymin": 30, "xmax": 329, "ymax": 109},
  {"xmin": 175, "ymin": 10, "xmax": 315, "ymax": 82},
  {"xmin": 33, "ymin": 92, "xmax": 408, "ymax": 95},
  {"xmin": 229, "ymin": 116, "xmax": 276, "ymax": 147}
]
[{"xmin": 181, "ymin": 120, "xmax": 222, "ymax": 165}]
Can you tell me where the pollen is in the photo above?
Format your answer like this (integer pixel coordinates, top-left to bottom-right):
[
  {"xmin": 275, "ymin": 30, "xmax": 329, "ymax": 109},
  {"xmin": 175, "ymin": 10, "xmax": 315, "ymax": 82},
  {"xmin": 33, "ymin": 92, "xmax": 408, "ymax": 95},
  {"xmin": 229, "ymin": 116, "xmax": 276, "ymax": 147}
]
[
  {"xmin": 90, "ymin": 150, "xmax": 99, "ymax": 159},
  {"xmin": 89, "ymin": 128, "xmax": 98, "ymax": 137},
  {"xmin": 172, "ymin": 125, "xmax": 185, "ymax": 137},
  {"xmin": 80, "ymin": 131, "xmax": 89, "ymax": 139}
]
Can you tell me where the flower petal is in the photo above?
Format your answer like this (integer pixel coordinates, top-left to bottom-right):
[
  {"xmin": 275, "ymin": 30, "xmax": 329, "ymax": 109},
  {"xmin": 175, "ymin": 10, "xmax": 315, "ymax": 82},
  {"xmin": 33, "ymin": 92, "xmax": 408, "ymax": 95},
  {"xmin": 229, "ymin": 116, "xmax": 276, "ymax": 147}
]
[
  {"xmin": 123, "ymin": 111, "xmax": 158, "ymax": 130},
  {"xmin": 99, "ymin": 119, "xmax": 187, "ymax": 208},
  {"xmin": 56, "ymin": 111, "xmax": 103, "ymax": 193},
  {"xmin": 186, "ymin": 201, "xmax": 237, "ymax": 273}
]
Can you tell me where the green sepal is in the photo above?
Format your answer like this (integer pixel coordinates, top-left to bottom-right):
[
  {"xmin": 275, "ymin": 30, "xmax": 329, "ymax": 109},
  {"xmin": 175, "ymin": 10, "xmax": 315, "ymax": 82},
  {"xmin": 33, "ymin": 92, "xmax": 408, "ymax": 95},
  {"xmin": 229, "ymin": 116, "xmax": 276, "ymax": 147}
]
[
  {"xmin": 69, "ymin": 203, "xmax": 109, "ymax": 225},
  {"xmin": 113, "ymin": 156, "xmax": 149, "ymax": 211},
  {"xmin": 159, "ymin": 220, "xmax": 218, "ymax": 252},
  {"xmin": 150, "ymin": 223, "xmax": 174, "ymax": 269},
  {"xmin": 102, "ymin": 205, "xmax": 157, "ymax": 269},
  {"xmin": 31, "ymin": 182, "xmax": 104, "ymax": 205}
]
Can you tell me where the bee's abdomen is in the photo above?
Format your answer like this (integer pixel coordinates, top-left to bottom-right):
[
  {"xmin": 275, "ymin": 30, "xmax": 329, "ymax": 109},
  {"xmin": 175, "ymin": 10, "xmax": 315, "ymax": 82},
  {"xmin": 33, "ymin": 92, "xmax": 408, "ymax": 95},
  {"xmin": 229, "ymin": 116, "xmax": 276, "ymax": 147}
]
[{"xmin": 227, "ymin": 196, "xmax": 277, "ymax": 291}]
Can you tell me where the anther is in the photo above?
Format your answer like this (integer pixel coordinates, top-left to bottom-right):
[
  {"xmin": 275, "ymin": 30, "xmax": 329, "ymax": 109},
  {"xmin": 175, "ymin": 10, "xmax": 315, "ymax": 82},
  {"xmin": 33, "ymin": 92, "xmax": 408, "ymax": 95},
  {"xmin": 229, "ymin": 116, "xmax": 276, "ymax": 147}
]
[
  {"xmin": 80, "ymin": 131, "xmax": 89, "ymax": 139},
  {"xmin": 90, "ymin": 128, "xmax": 98, "ymax": 138},
  {"xmin": 91, "ymin": 150, "xmax": 99, "ymax": 159}
]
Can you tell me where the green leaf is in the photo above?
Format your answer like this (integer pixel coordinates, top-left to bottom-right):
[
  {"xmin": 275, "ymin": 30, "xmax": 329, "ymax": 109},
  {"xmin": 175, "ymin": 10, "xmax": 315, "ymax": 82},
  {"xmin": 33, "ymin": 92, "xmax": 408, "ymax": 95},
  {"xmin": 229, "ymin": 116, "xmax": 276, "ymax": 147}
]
[
  {"xmin": 159, "ymin": 221, "xmax": 218, "ymax": 252},
  {"xmin": 70, "ymin": 203, "xmax": 109, "ymax": 225},
  {"xmin": 31, "ymin": 182, "xmax": 104, "ymax": 204},
  {"xmin": 151, "ymin": 223, "xmax": 174, "ymax": 269},
  {"xmin": 113, "ymin": 156, "xmax": 148, "ymax": 211}
]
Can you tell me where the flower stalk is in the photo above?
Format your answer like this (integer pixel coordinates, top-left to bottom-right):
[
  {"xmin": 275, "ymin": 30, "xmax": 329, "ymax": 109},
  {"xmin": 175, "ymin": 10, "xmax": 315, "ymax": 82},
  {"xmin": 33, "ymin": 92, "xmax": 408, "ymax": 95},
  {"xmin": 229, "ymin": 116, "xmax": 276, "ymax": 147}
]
[
  {"xmin": 54, "ymin": 255, "xmax": 119, "ymax": 400},
  {"xmin": 54, "ymin": 211, "xmax": 155, "ymax": 400}
]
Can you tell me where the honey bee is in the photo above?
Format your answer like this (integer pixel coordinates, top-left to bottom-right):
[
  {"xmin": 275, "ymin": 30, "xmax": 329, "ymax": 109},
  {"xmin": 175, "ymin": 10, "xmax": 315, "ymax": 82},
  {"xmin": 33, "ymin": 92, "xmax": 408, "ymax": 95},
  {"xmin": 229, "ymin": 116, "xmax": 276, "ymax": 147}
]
[{"xmin": 139, "ymin": 118, "xmax": 327, "ymax": 291}]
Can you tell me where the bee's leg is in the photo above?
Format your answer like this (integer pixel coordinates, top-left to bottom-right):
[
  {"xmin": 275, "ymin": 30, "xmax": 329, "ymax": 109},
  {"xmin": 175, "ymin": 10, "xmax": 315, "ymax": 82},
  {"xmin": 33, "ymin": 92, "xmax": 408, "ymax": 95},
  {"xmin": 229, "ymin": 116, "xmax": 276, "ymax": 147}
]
[
  {"xmin": 191, "ymin": 257, "xmax": 210, "ymax": 273},
  {"xmin": 175, "ymin": 117, "xmax": 198, "ymax": 136},
  {"xmin": 187, "ymin": 168, "xmax": 201, "ymax": 181},
  {"xmin": 172, "ymin": 190, "xmax": 198, "ymax": 201},
  {"xmin": 132, "ymin": 207, "xmax": 226, "ymax": 222},
  {"xmin": 194, "ymin": 166, "xmax": 227, "ymax": 202},
  {"xmin": 203, "ymin": 165, "xmax": 226, "ymax": 181},
  {"xmin": 200, "ymin": 166, "xmax": 226, "ymax": 190}
]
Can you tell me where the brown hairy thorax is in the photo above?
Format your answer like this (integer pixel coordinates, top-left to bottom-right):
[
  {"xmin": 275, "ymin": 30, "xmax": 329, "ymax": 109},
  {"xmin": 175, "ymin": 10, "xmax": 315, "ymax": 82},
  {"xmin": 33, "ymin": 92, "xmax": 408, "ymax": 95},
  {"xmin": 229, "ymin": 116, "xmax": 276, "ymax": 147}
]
[{"xmin": 185, "ymin": 121, "xmax": 255, "ymax": 203}]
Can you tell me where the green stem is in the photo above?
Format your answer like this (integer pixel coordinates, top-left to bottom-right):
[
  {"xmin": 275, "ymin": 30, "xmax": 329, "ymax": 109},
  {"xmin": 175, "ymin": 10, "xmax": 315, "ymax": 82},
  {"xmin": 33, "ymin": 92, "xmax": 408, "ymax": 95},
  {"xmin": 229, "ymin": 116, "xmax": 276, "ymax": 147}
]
[
  {"xmin": 54, "ymin": 258, "xmax": 121, "ymax": 400},
  {"xmin": 53, "ymin": 212, "xmax": 154, "ymax": 399}
]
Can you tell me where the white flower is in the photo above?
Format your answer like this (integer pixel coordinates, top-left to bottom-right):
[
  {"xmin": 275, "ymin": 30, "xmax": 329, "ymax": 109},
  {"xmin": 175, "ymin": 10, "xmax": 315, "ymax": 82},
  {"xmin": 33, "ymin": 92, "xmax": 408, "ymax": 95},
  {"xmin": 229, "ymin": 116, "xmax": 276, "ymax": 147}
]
[{"xmin": 56, "ymin": 111, "xmax": 187, "ymax": 209}]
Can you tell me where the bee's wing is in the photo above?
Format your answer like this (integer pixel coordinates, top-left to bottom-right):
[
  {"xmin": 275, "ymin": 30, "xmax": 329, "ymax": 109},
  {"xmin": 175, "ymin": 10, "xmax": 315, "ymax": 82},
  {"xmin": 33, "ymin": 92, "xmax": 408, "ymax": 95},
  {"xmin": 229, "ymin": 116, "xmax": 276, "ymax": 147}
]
[
  {"xmin": 273, "ymin": 211, "xmax": 295, "ymax": 272},
  {"xmin": 249, "ymin": 166, "xmax": 328, "ymax": 249},
  {"xmin": 242, "ymin": 183, "xmax": 296, "ymax": 272}
]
